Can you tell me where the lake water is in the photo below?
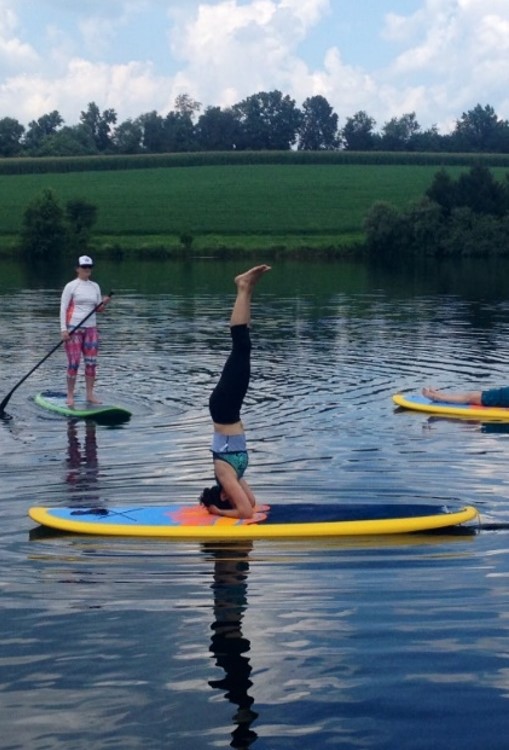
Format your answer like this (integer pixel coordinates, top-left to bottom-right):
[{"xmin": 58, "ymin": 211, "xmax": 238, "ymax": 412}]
[{"xmin": 1, "ymin": 258, "xmax": 509, "ymax": 749}]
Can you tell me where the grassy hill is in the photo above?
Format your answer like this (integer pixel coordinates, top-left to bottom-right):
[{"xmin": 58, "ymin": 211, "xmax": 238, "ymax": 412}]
[{"xmin": 1, "ymin": 151, "xmax": 508, "ymax": 257}]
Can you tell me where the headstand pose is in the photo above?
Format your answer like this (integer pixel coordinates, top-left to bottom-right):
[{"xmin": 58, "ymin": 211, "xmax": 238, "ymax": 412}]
[
  {"xmin": 422, "ymin": 386, "xmax": 509, "ymax": 407},
  {"xmin": 200, "ymin": 265, "xmax": 271, "ymax": 519}
]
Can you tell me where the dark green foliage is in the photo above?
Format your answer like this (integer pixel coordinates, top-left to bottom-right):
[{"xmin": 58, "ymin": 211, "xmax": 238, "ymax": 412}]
[
  {"xmin": 179, "ymin": 231, "xmax": 194, "ymax": 250},
  {"xmin": 363, "ymin": 201, "xmax": 404, "ymax": 259},
  {"xmin": 21, "ymin": 190, "xmax": 99, "ymax": 260},
  {"xmin": 4, "ymin": 96, "xmax": 509, "ymax": 160},
  {"xmin": 455, "ymin": 164, "xmax": 508, "ymax": 216},
  {"xmin": 427, "ymin": 164, "xmax": 509, "ymax": 217},
  {"xmin": 365, "ymin": 164, "xmax": 509, "ymax": 259},
  {"xmin": 452, "ymin": 104, "xmax": 509, "ymax": 153},
  {"xmin": 80, "ymin": 102, "xmax": 116, "ymax": 152},
  {"xmin": 232, "ymin": 90, "xmax": 302, "ymax": 150},
  {"xmin": 379, "ymin": 113, "xmax": 420, "ymax": 151},
  {"xmin": 20, "ymin": 188, "xmax": 68, "ymax": 260},
  {"xmin": 0, "ymin": 117, "xmax": 25, "ymax": 156},
  {"xmin": 298, "ymin": 95, "xmax": 339, "ymax": 151},
  {"xmin": 65, "ymin": 199, "xmax": 98, "ymax": 250},
  {"xmin": 112, "ymin": 119, "xmax": 143, "ymax": 154},
  {"xmin": 425, "ymin": 169, "xmax": 456, "ymax": 215},
  {"xmin": 195, "ymin": 107, "xmax": 240, "ymax": 151},
  {"xmin": 36, "ymin": 125, "xmax": 97, "ymax": 157},
  {"xmin": 24, "ymin": 111, "xmax": 64, "ymax": 154},
  {"xmin": 342, "ymin": 111, "xmax": 377, "ymax": 151}
]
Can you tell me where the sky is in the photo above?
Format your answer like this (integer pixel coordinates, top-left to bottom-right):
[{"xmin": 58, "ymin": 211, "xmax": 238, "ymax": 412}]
[{"xmin": 1, "ymin": 0, "xmax": 508, "ymax": 134}]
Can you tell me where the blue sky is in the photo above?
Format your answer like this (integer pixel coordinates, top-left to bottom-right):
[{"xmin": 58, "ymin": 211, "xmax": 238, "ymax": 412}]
[{"xmin": 1, "ymin": 0, "xmax": 508, "ymax": 133}]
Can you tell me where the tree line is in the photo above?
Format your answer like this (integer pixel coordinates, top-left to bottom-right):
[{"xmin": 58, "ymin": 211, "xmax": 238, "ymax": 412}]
[{"xmin": 1, "ymin": 93, "xmax": 509, "ymax": 158}]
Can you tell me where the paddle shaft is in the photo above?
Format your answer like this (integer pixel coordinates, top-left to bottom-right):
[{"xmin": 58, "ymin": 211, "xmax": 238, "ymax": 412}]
[{"xmin": 0, "ymin": 291, "xmax": 113, "ymax": 415}]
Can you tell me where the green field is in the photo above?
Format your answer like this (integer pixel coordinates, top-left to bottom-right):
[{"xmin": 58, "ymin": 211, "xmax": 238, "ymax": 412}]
[{"xmin": 0, "ymin": 158, "xmax": 506, "ymax": 256}]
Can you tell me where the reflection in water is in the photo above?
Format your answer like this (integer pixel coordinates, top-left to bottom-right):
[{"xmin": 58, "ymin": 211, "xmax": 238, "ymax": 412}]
[
  {"xmin": 205, "ymin": 542, "xmax": 258, "ymax": 750},
  {"xmin": 426, "ymin": 415, "xmax": 509, "ymax": 435},
  {"xmin": 66, "ymin": 420, "xmax": 101, "ymax": 506}
]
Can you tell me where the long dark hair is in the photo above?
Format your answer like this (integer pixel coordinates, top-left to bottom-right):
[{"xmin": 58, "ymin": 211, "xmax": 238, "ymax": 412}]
[{"xmin": 199, "ymin": 485, "xmax": 232, "ymax": 510}]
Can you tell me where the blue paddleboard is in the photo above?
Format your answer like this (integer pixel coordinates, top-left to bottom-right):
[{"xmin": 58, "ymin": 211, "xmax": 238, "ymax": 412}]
[{"xmin": 28, "ymin": 502, "xmax": 479, "ymax": 538}]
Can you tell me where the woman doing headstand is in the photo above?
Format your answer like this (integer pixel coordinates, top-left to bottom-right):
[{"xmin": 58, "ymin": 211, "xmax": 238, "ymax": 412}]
[{"xmin": 200, "ymin": 265, "xmax": 271, "ymax": 519}]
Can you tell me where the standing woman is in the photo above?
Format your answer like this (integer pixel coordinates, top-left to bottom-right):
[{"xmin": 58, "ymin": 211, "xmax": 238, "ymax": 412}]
[
  {"xmin": 60, "ymin": 255, "xmax": 111, "ymax": 407},
  {"xmin": 200, "ymin": 264, "xmax": 271, "ymax": 519}
]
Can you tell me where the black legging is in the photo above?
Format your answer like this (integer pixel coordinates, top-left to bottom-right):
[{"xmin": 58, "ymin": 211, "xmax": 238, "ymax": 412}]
[{"xmin": 209, "ymin": 324, "xmax": 251, "ymax": 425}]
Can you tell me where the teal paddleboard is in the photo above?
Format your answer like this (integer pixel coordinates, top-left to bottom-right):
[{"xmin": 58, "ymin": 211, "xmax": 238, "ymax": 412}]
[{"xmin": 35, "ymin": 390, "xmax": 131, "ymax": 424}]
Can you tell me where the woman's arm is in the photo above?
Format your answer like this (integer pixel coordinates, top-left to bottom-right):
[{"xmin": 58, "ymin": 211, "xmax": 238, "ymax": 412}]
[{"xmin": 211, "ymin": 461, "xmax": 254, "ymax": 518}]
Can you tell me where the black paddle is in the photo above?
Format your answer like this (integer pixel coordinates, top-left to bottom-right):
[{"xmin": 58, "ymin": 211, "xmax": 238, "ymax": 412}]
[{"xmin": 0, "ymin": 291, "xmax": 113, "ymax": 418}]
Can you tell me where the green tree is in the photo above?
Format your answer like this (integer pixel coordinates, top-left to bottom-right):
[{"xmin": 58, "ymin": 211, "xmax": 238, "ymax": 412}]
[
  {"xmin": 342, "ymin": 111, "xmax": 377, "ymax": 150},
  {"xmin": 65, "ymin": 199, "xmax": 98, "ymax": 251},
  {"xmin": 451, "ymin": 104, "xmax": 509, "ymax": 152},
  {"xmin": 195, "ymin": 106, "xmax": 240, "ymax": 150},
  {"xmin": 113, "ymin": 119, "xmax": 143, "ymax": 154},
  {"xmin": 426, "ymin": 168, "xmax": 457, "ymax": 215},
  {"xmin": 174, "ymin": 93, "xmax": 201, "ymax": 119},
  {"xmin": 20, "ymin": 189, "xmax": 68, "ymax": 260},
  {"xmin": 164, "ymin": 111, "xmax": 197, "ymax": 152},
  {"xmin": 0, "ymin": 117, "xmax": 24, "ymax": 156},
  {"xmin": 363, "ymin": 201, "xmax": 405, "ymax": 259},
  {"xmin": 297, "ymin": 95, "xmax": 339, "ymax": 150},
  {"xmin": 455, "ymin": 163, "xmax": 509, "ymax": 216},
  {"xmin": 36, "ymin": 125, "xmax": 97, "ymax": 156},
  {"xmin": 410, "ymin": 124, "xmax": 445, "ymax": 152},
  {"xmin": 428, "ymin": 164, "xmax": 509, "ymax": 217},
  {"xmin": 232, "ymin": 90, "xmax": 302, "ymax": 150},
  {"xmin": 379, "ymin": 112, "xmax": 420, "ymax": 151},
  {"xmin": 24, "ymin": 110, "xmax": 64, "ymax": 153},
  {"xmin": 80, "ymin": 102, "xmax": 117, "ymax": 152},
  {"xmin": 136, "ymin": 111, "xmax": 167, "ymax": 152}
]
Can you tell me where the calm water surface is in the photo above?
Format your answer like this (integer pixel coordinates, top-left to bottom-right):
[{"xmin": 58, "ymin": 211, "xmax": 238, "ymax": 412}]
[{"xmin": 1, "ymin": 258, "xmax": 509, "ymax": 749}]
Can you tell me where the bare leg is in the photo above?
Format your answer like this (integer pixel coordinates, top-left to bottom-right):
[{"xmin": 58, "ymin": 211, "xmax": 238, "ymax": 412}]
[
  {"xmin": 66, "ymin": 376, "xmax": 76, "ymax": 407},
  {"xmin": 86, "ymin": 375, "xmax": 101, "ymax": 404},
  {"xmin": 230, "ymin": 265, "xmax": 271, "ymax": 326},
  {"xmin": 422, "ymin": 387, "xmax": 483, "ymax": 405}
]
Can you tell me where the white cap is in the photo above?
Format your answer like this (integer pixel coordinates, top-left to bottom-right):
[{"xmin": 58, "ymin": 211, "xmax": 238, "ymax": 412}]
[{"xmin": 78, "ymin": 255, "xmax": 94, "ymax": 266}]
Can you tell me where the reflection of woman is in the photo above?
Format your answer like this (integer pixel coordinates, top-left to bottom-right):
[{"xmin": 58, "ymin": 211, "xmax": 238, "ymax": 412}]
[
  {"xmin": 66, "ymin": 420, "xmax": 100, "ymax": 506},
  {"xmin": 206, "ymin": 542, "xmax": 258, "ymax": 750},
  {"xmin": 60, "ymin": 255, "xmax": 111, "ymax": 407},
  {"xmin": 200, "ymin": 265, "xmax": 271, "ymax": 519}
]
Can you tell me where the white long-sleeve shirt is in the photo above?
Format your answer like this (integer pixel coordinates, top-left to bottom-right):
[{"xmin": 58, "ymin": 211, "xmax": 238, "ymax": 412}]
[{"xmin": 60, "ymin": 279, "xmax": 102, "ymax": 331}]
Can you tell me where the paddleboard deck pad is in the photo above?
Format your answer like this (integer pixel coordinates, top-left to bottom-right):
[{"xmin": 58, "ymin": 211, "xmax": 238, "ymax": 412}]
[
  {"xmin": 35, "ymin": 390, "xmax": 131, "ymax": 424},
  {"xmin": 393, "ymin": 393, "xmax": 509, "ymax": 420},
  {"xmin": 28, "ymin": 502, "xmax": 479, "ymax": 538}
]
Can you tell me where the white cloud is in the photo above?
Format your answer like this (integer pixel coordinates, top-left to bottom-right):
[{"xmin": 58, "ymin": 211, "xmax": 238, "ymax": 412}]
[
  {"xmin": 0, "ymin": 2, "xmax": 39, "ymax": 69},
  {"xmin": 0, "ymin": 58, "xmax": 164, "ymax": 124},
  {"xmin": 0, "ymin": 0, "xmax": 509, "ymax": 133}
]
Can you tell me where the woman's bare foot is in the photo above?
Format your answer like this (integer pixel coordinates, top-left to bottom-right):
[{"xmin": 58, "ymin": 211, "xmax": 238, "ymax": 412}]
[
  {"xmin": 86, "ymin": 395, "xmax": 102, "ymax": 404},
  {"xmin": 234, "ymin": 265, "xmax": 271, "ymax": 290},
  {"xmin": 66, "ymin": 398, "xmax": 75, "ymax": 408}
]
